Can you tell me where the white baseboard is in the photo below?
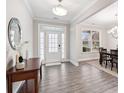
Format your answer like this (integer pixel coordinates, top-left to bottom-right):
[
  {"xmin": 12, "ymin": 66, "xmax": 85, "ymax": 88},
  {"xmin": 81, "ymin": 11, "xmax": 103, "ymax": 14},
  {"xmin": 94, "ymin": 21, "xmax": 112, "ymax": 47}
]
[
  {"xmin": 45, "ymin": 62, "xmax": 61, "ymax": 66},
  {"xmin": 42, "ymin": 59, "xmax": 70, "ymax": 64},
  {"xmin": 70, "ymin": 59, "xmax": 79, "ymax": 66},
  {"xmin": 78, "ymin": 57, "xmax": 99, "ymax": 62},
  {"xmin": 63, "ymin": 59, "xmax": 70, "ymax": 62},
  {"xmin": 41, "ymin": 58, "xmax": 98, "ymax": 66}
]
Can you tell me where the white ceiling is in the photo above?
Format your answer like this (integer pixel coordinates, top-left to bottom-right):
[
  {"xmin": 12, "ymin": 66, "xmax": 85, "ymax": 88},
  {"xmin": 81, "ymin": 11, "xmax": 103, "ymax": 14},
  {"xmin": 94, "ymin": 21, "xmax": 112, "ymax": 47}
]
[
  {"xmin": 27, "ymin": 0, "xmax": 97, "ymax": 23},
  {"xmin": 26, "ymin": 0, "xmax": 117, "ymax": 27},
  {"xmin": 83, "ymin": 1, "xmax": 118, "ymax": 29}
]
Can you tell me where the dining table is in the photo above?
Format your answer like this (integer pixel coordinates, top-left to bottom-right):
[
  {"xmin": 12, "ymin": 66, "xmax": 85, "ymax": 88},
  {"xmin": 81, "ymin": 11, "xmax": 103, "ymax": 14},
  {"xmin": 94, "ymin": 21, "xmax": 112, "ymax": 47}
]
[{"xmin": 99, "ymin": 51, "xmax": 118, "ymax": 65}]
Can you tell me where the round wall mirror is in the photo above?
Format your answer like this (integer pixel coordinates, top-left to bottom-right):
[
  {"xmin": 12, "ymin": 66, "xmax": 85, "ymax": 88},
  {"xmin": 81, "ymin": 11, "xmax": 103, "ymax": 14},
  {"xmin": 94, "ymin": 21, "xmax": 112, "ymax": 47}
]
[{"xmin": 8, "ymin": 18, "xmax": 22, "ymax": 50}]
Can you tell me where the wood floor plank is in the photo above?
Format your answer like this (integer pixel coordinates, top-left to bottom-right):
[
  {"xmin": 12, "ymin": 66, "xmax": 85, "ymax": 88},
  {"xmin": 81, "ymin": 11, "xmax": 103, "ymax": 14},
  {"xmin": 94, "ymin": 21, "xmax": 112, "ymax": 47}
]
[{"xmin": 18, "ymin": 62, "xmax": 118, "ymax": 93}]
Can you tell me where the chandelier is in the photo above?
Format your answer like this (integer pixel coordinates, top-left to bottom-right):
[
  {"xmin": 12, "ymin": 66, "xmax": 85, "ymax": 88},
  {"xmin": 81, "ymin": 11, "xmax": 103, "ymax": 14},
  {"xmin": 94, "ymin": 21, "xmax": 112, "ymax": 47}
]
[
  {"xmin": 107, "ymin": 14, "xmax": 118, "ymax": 39},
  {"xmin": 108, "ymin": 26, "xmax": 118, "ymax": 39},
  {"xmin": 52, "ymin": 0, "xmax": 67, "ymax": 16}
]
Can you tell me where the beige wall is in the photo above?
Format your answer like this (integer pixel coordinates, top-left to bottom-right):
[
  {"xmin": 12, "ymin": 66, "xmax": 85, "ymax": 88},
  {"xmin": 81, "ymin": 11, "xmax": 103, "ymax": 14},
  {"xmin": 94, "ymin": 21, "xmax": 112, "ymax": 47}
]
[
  {"xmin": 33, "ymin": 19, "xmax": 70, "ymax": 60},
  {"xmin": 6, "ymin": 0, "xmax": 33, "ymax": 70}
]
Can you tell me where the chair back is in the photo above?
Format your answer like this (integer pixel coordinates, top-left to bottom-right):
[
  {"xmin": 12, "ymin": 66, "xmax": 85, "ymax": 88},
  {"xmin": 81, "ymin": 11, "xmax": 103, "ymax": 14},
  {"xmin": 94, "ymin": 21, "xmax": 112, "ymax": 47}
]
[
  {"xmin": 99, "ymin": 47, "xmax": 103, "ymax": 56},
  {"xmin": 99, "ymin": 47, "xmax": 103, "ymax": 53},
  {"xmin": 101, "ymin": 48, "xmax": 107, "ymax": 53},
  {"xmin": 110, "ymin": 49, "xmax": 118, "ymax": 63},
  {"xmin": 110, "ymin": 49, "xmax": 118, "ymax": 55},
  {"xmin": 101, "ymin": 48, "xmax": 107, "ymax": 59}
]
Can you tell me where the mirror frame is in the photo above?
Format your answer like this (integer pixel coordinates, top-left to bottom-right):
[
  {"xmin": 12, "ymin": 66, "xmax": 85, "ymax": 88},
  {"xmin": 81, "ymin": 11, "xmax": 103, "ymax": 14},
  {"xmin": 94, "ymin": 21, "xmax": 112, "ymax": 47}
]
[{"xmin": 8, "ymin": 17, "xmax": 22, "ymax": 50}]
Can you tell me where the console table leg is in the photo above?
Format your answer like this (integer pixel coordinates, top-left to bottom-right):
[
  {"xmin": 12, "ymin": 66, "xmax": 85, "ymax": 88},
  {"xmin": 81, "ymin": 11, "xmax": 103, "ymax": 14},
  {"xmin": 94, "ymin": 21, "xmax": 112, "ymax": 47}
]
[
  {"xmin": 8, "ymin": 76, "xmax": 12, "ymax": 93},
  {"xmin": 40, "ymin": 66, "xmax": 42, "ymax": 80},
  {"xmin": 35, "ymin": 71, "xmax": 38, "ymax": 93}
]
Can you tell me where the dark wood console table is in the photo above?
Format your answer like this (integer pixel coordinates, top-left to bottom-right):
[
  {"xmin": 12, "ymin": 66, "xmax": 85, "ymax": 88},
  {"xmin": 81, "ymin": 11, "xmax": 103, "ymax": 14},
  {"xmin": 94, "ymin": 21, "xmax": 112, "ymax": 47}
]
[{"xmin": 7, "ymin": 58, "xmax": 42, "ymax": 93}]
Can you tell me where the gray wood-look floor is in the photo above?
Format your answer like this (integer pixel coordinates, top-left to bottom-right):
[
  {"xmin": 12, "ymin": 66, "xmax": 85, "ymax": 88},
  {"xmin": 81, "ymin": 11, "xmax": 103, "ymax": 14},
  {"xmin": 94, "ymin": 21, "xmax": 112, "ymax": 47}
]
[{"xmin": 19, "ymin": 62, "xmax": 118, "ymax": 93}]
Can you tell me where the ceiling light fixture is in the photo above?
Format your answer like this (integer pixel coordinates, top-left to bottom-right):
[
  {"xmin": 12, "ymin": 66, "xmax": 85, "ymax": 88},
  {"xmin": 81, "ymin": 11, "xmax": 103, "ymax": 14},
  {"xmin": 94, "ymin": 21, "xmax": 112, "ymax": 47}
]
[
  {"xmin": 107, "ymin": 14, "xmax": 118, "ymax": 39},
  {"xmin": 107, "ymin": 26, "xmax": 118, "ymax": 39},
  {"xmin": 52, "ymin": 0, "xmax": 67, "ymax": 16}
]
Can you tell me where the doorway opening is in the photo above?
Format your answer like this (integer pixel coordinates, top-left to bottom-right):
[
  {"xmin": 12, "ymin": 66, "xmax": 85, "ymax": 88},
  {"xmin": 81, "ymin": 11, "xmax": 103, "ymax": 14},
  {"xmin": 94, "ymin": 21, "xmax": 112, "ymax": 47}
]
[{"xmin": 38, "ymin": 24, "xmax": 66, "ymax": 64}]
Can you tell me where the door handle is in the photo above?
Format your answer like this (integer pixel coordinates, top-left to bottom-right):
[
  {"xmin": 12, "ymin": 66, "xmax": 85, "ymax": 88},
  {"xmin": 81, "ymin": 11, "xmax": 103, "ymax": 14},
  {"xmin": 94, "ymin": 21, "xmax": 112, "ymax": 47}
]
[{"xmin": 58, "ymin": 44, "xmax": 61, "ymax": 47}]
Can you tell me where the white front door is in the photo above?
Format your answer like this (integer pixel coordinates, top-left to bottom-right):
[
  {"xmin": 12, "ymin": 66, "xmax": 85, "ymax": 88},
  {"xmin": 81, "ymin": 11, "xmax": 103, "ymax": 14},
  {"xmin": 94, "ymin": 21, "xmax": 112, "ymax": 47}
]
[{"xmin": 45, "ymin": 32, "xmax": 62, "ymax": 63}]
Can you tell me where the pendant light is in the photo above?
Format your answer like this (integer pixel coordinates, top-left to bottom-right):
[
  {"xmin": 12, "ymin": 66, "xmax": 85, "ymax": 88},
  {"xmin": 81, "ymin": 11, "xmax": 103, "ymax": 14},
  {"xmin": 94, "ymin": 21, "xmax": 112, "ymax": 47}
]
[{"xmin": 52, "ymin": 0, "xmax": 67, "ymax": 16}]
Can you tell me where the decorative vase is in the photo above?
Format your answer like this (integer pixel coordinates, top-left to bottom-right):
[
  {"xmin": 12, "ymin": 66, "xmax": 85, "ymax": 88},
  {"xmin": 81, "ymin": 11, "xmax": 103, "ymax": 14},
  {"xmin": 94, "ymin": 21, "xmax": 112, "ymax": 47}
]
[
  {"xmin": 16, "ymin": 62, "xmax": 25, "ymax": 69},
  {"xmin": 16, "ymin": 56, "xmax": 25, "ymax": 69}
]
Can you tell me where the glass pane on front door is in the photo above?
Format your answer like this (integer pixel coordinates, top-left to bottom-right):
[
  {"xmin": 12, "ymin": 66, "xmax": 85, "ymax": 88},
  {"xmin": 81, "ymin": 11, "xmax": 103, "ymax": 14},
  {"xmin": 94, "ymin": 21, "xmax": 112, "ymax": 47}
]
[{"xmin": 48, "ymin": 34, "xmax": 58, "ymax": 53}]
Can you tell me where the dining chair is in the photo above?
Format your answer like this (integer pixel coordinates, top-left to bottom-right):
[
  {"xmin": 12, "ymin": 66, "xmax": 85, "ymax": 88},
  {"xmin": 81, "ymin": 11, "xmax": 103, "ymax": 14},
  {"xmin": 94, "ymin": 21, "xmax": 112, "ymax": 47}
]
[
  {"xmin": 99, "ymin": 47, "xmax": 103, "ymax": 65},
  {"xmin": 101, "ymin": 48, "xmax": 112, "ymax": 68},
  {"xmin": 110, "ymin": 50, "xmax": 118, "ymax": 72}
]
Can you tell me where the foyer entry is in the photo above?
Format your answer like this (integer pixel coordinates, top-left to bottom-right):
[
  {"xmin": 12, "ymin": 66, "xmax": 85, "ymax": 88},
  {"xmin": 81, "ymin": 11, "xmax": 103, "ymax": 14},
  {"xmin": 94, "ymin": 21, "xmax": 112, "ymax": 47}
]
[{"xmin": 38, "ymin": 24, "xmax": 65, "ymax": 64}]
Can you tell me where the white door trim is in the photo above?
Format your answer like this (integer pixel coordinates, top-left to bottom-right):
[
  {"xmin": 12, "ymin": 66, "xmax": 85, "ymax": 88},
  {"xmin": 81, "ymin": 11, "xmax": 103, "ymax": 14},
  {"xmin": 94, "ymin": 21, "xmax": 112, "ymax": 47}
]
[{"xmin": 38, "ymin": 23, "xmax": 66, "ymax": 64}]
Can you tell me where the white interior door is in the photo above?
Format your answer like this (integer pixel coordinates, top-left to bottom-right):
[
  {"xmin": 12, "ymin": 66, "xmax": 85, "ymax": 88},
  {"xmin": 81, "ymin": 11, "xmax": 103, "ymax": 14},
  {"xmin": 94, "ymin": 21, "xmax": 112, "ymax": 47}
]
[{"xmin": 45, "ymin": 32, "xmax": 62, "ymax": 63}]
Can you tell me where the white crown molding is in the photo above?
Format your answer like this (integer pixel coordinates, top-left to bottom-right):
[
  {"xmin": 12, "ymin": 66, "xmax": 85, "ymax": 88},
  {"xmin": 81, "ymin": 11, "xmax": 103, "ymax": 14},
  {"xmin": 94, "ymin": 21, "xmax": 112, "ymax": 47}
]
[
  {"xmin": 23, "ymin": 0, "xmax": 34, "ymax": 17},
  {"xmin": 71, "ymin": 0, "xmax": 117, "ymax": 25},
  {"xmin": 71, "ymin": 0, "xmax": 98, "ymax": 23},
  {"xmin": 33, "ymin": 17, "xmax": 70, "ymax": 25},
  {"xmin": 23, "ymin": 0, "xmax": 117, "ymax": 27}
]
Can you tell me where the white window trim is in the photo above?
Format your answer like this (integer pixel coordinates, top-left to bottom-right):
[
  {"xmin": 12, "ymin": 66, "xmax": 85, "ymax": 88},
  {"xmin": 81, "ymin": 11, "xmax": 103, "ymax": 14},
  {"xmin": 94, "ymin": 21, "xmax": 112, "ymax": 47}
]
[{"xmin": 81, "ymin": 30, "xmax": 100, "ymax": 53}]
